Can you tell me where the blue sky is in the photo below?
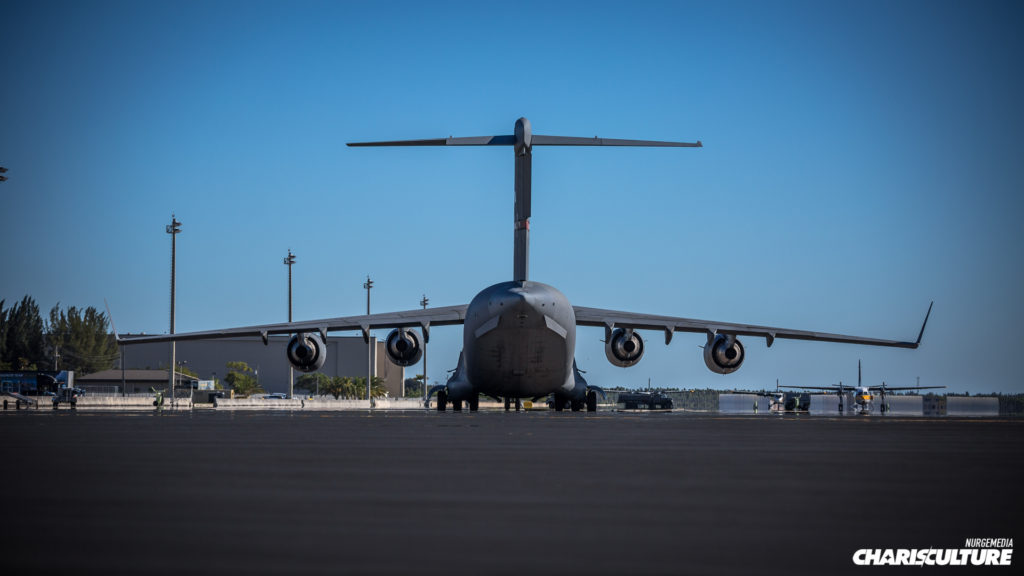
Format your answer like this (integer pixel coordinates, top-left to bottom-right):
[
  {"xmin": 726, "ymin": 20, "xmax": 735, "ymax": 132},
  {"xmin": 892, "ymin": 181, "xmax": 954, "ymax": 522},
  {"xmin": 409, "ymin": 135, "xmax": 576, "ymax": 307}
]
[{"xmin": 2, "ymin": 0, "xmax": 1022, "ymax": 393}]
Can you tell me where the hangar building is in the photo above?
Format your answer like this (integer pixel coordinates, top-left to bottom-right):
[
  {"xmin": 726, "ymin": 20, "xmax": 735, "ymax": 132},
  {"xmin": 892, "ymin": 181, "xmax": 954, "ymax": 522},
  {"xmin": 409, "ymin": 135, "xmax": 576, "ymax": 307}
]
[{"xmin": 114, "ymin": 335, "xmax": 408, "ymax": 397}]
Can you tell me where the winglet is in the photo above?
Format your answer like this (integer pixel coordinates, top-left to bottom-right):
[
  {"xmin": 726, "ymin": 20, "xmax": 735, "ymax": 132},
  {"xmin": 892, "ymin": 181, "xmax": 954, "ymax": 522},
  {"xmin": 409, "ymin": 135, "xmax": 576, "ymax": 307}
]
[
  {"xmin": 104, "ymin": 299, "xmax": 121, "ymax": 342},
  {"xmin": 914, "ymin": 301, "xmax": 934, "ymax": 347}
]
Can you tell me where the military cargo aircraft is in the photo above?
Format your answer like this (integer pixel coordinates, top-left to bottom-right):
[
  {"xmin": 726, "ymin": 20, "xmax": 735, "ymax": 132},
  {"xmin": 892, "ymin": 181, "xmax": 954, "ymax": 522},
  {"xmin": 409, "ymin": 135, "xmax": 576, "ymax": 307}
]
[{"xmin": 120, "ymin": 118, "xmax": 931, "ymax": 412}]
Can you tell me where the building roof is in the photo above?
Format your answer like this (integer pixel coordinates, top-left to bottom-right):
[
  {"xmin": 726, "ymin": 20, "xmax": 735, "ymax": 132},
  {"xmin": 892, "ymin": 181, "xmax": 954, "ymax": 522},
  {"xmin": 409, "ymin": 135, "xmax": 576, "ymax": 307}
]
[{"xmin": 79, "ymin": 369, "xmax": 198, "ymax": 382}]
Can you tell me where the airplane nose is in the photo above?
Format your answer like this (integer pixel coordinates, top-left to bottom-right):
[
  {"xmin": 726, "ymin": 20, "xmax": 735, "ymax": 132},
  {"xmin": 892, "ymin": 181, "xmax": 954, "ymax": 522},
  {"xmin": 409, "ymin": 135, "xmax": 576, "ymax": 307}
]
[
  {"xmin": 508, "ymin": 290, "xmax": 532, "ymax": 318},
  {"xmin": 498, "ymin": 289, "xmax": 547, "ymax": 328}
]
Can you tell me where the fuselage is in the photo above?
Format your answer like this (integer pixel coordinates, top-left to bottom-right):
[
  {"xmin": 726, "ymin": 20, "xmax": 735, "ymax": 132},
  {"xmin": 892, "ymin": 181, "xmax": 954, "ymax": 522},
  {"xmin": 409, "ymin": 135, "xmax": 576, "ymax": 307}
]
[
  {"xmin": 853, "ymin": 387, "xmax": 874, "ymax": 413},
  {"xmin": 454, "ymin": 280, "xmax": 577, "ymax": 400}
]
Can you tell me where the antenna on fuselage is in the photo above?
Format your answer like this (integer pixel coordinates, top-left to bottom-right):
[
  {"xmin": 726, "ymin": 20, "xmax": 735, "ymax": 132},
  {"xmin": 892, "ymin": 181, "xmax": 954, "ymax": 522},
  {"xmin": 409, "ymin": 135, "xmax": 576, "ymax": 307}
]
[{"xmin": 348, "ymin": 118, "xmax": 702, "ymax": 282}]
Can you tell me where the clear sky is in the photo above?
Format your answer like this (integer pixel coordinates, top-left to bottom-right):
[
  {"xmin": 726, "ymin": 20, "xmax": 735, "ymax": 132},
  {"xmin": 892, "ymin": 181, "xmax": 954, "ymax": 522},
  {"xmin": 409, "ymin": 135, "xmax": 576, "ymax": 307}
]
[{"xmin": 2, "ymin": 0, "xmax": 1022, "ymax": 394}]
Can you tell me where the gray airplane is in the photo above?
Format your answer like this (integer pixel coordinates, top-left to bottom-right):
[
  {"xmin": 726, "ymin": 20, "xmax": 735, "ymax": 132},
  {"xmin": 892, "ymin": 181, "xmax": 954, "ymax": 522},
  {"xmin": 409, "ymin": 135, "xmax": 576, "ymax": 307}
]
[
  {"xmin": 780, "ymin": 359, "xmax": 944, "ymax": 414},
  {"xmin": 120, "ymin": 118, "xmax": 931, "ymax": 412}
]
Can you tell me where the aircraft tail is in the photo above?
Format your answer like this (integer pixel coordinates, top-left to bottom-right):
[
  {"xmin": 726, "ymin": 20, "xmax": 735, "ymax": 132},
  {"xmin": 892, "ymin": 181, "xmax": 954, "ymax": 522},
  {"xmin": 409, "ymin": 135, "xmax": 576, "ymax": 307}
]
[{"xmin": 349, "ymin": 118, "xmax": 701, "ymax": 282}]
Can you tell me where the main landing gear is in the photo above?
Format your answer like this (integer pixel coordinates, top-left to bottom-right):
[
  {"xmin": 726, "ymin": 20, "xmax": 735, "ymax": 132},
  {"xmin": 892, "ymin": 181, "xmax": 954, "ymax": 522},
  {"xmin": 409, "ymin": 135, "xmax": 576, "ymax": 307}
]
[
  {"xmin": 553, "ymin": 390, "xmax": 599, "ymax": 413},
  {"xmin": 504, "ymin": 397, "xmax": 522, "ymax": 411},
  {"xmin": 435, "ymin": 390, "xmax": 478, "ymax": 412}
]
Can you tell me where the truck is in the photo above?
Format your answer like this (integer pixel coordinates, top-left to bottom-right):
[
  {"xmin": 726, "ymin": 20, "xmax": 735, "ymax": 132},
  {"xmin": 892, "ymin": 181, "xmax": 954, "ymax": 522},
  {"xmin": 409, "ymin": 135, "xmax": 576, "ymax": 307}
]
[
  {"xmin": 52, "ymin": 387, "xmax": 79, "ymax": 409},
  {"xmin": 617, "ymin": 391, "xmax": 673, "ymax": 410}
]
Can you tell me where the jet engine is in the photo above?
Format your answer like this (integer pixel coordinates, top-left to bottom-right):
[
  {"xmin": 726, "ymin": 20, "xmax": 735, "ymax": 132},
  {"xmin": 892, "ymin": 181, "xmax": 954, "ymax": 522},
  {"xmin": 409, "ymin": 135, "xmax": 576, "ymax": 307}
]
[
  {"xmin": 287, "ymin": 332, "xmax": 327, "ymax": 372},
  {"xmin": 703, "ymin": 334, "xmax": 744, "ymax": 374},
  {"xmin": 385, "ymin": 328, "xmax": 423, "ymax": 366},
  {"xmin": 605, "ymin": 327, "xmax": 644, "ymax": 367}
]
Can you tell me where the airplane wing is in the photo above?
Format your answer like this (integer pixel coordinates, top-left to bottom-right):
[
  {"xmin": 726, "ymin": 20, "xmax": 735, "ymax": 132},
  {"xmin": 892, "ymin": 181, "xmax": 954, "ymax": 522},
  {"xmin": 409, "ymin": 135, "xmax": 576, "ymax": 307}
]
[
  {"xmin": 777, "ymin": 385, "xmax": 843, "ymax": 391},
  {"xmin": 870, "ymin": 385, "xmax": 946, "ymax": 391},
  {"xmin": 572, "ymin": 302, "xmax": 932, "ymax": 349},
  {"xmin": 117, "ymin": 305, "xmax": 469, "ymax": 344}
]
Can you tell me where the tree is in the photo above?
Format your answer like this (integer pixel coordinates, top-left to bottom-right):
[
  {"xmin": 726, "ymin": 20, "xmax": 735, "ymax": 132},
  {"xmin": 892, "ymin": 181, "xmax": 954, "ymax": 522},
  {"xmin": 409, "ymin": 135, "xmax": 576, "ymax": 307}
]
[
  {"xmin": 321, "ymin": 376, "xmax": 356, "ymax": 400},
  {"xmin": 223, "ymin": 361, "xmax": 263, "ymax": 397},
  {"xmin": 3, "ymin": 295, "xmax": 44, "ymax": 370},
  {"xmin": 295, "ymin": 374, "xmax": 387, "ymax": 399},
  {"xmin": 296, "ymin": 373, "xmax": 331, "ymax": 396},
  {"xmin": 352, "ymin": 376, "xmax": 388, "ymax": 399},
  {"xmin": 47, "ymin": 304, "xmax": 66, "ymax": 370},
  {"xmin": 404, "ymin": 374, "xmax": 427, "ymax": 397},
  {"xmin": 46, "ymin": 304, "xmax": 118, "ymax": 374}
]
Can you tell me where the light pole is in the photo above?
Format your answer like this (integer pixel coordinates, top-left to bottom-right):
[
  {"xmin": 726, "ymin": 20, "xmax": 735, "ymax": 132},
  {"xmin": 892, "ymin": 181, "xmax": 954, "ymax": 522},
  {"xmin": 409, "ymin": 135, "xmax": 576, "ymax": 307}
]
[
  {"xmin": 284, "ymin": 249, "xmax": 296, "ymax": 399},
  {"xmin": 420, "ymin": 294, "xmax": 429, "ymax": 403},
  {"xmin": 180, "ymin": 360, "xmax": 192, "ymax": 405},
  {"xmin": 166, "ymin": 214, "xmax": 182, "ymax": 406},
  {"xmin": 363, "ymin": 275, "xmax": 373, "ymax": 402},
  {"xmin": 121, "ymin": 344, "xmax": 126, "ymax": 397}
]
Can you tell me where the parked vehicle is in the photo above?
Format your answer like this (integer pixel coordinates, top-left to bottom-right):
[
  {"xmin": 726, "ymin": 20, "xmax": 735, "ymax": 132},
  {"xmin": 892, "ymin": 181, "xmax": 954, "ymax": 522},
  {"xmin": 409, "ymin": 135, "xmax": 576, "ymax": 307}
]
[
  {"xmin": 617, "ymin": 391, "xmax": 673, "ymax": 410},
  {"xmin": 52, "ymin": 388, "xmax": 79, "ymax": 409}
]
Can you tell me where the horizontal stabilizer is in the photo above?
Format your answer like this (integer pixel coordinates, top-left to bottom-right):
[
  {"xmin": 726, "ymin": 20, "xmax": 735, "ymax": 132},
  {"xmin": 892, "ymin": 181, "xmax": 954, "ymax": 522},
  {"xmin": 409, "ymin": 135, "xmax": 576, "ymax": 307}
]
[
  {"xmin": 532, "ymin": 135, "xmax": 702, "ymax": 147},
  {"xmin": 348, "ymin": 135, "xmax": 515, "ymax": 147},
  {"xmin": 348, "ymin": 134, "xmax": 700, "ymax": 148}
]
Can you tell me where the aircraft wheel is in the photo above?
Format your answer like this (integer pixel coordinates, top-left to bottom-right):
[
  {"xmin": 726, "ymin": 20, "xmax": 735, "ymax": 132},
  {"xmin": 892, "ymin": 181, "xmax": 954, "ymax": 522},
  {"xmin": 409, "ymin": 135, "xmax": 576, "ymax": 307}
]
[
  {"xmin": 586, "ymin": 390, "xmax": 597, "ymax": 412},
  {"xmin": 553, "ymin": 397, "xmax": 565, "ymax": 412},
  {"xmin": 452, "ymin": 400, "xmax": 462, "ymax": 412},
  {"xmin": 570, "ymin": 399, "xmax": 583, "ymax": 412},
  {"xmin": 468, "ymin": 395, "xmax": 479, "ymax": 412},
  {"xmin": 504, "ymin": 397, "xmax": 510, "ymax": 411},
  {"xmin": 437, "ymin": 390, "xmax": 448, "ymax": 412},
  {"xmin": 515, "ymin": 398, "xmax": 521, "ymax": 411}
]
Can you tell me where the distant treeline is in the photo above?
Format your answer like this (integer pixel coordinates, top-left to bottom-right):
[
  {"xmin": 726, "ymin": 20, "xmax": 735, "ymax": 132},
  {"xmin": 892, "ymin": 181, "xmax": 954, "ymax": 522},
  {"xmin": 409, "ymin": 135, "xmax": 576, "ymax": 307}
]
[{"xmin": 0, "ymin": 295, "xmax": 117, "ymax": 374}]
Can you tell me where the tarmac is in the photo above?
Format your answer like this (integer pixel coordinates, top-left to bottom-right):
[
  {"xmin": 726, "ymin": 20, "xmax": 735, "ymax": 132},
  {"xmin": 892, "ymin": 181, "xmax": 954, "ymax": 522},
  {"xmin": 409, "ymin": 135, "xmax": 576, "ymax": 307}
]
[{"xmin": 2, "ymin": 410, "xmax": 1020, "ymax": 575}]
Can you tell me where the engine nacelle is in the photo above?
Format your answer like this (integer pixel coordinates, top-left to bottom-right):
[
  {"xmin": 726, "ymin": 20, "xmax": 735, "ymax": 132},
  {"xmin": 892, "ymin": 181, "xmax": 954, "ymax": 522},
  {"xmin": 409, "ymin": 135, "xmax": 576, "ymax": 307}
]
[
  {"xmin": 605, "ymin": 327, "xmax": 644, "ymax": 367},
  {"xmin": 703, "ymin": 334, "xmax": 745, "ymax": 374},
  {"xmin": 287, "ymin": 333, "xmax": 327, "ymax": 373},
  {"xmin": 385, "ymin": 328, "xmax": 423, "ymax": 366}
]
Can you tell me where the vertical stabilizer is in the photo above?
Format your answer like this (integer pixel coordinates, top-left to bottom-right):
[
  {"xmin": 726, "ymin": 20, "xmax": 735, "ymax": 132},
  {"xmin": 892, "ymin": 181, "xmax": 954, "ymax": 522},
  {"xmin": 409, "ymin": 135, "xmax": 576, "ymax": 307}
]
[{"xmin": 513, "ymin": 117, "xmax": 532, "ymax": 282}]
